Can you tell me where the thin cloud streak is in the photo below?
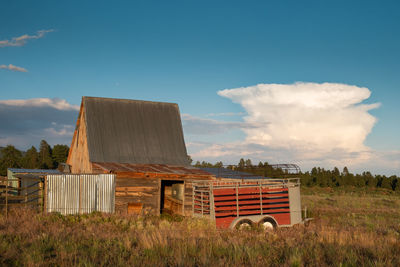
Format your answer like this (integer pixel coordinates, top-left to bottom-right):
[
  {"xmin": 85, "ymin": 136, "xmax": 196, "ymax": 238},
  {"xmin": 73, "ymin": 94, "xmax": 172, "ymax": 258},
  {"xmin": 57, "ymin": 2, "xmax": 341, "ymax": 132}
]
[
  {"xmin": 0, "ymin": 64, "xmax": 28, "ymax": 72},
  {"xmin": 182, "ymin": 113, "xmax": 264, "ymax": 135},
  {"xmin": 0, "ymin": 98, "xmax": 79, "ymax": 111},
  {"xmin": 0, "ymin": 29, "xmax": 54, "ymax": 47}
]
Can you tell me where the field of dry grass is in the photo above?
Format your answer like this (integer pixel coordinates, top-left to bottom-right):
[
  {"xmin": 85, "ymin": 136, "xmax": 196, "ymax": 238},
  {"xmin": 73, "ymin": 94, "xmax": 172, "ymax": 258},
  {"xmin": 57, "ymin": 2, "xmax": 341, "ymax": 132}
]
[{"xmin": 1, "ymin": 187, "xmax": 399, "ymax": 266}]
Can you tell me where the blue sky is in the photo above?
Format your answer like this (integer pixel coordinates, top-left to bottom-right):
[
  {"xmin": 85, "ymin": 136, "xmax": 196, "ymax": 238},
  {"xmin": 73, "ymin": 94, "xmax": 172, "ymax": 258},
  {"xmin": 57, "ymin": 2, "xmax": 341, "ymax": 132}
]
[{"xmin": 0, "ymin": 1, "xmax": 399, "ymax": 175}]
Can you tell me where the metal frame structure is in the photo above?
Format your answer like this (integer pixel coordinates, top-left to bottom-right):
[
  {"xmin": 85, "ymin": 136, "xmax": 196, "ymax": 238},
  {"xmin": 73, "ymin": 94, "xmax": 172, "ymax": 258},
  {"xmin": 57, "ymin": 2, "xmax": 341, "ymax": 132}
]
[{"xmin": 270, "ymin": 164, "xmax": 301, "ymax": 174}]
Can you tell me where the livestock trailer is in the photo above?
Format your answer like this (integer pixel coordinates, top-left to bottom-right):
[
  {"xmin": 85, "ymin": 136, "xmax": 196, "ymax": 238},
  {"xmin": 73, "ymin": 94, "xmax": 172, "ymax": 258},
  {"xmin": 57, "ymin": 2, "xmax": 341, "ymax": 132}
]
[{"xmin": 191, "ymin": 178, "xmax": 304, "ymax": 229}]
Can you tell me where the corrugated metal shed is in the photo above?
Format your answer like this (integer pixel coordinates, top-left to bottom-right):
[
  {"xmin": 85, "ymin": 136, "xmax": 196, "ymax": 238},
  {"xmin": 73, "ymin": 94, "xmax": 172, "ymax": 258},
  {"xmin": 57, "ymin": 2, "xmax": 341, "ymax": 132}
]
[
  {"xmin": 83, "ymin": 96, "xmax": 190, "ymax": 166},
  {"xmin": 7, "ymin": 168, "xmax": 62, "ymax": 188},
  {"xmin": 46, "ymin": 174, "xmax": 115, "ymax": 215}
]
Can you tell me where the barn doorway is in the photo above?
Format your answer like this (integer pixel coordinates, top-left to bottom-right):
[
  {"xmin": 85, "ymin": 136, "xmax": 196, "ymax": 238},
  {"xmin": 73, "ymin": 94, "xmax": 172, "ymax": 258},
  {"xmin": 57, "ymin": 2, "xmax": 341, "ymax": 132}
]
[{"xmin": 160, "ymin": 180, "xmax": 184, "ymax": 215}]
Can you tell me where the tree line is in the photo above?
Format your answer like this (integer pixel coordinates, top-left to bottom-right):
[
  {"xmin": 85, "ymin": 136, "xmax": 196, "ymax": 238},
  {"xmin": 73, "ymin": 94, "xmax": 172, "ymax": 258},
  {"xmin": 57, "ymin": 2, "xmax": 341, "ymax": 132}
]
[
  {"xmin": 0, "ymin": 140, "xmax": 69, "ymax": 176},
  {"xmin": 194, "ymin": 158, "xmax": 400, "ymax": 191}
]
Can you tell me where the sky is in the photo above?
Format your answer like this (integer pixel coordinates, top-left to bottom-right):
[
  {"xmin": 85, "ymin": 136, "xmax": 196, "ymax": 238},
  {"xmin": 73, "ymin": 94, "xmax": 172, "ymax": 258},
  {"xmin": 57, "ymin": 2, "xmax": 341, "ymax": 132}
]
[{"xmin": 0, "ymin": 0, "xmax": 399, "ymax": 175}]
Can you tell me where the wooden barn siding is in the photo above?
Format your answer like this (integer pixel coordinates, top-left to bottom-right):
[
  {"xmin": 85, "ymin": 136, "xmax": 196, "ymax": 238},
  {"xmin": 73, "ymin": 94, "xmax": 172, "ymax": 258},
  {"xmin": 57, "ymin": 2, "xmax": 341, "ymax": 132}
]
[
  {"xmin": 114, "ymin": 173, "xmax": 213, "ymax": 216},
  {"xmin": 67, "ymin": 105, "xmax": 92, "ymax": 173},
  {"xmin": 115, "ymin": 177, "xmax": 160, "ymax": 215}
]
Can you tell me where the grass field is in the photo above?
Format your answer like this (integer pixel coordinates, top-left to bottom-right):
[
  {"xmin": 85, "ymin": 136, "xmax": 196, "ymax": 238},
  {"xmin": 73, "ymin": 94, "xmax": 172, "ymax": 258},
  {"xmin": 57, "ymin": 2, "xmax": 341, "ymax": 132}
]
[{"xmin": 1, "ymin": 187, "xmax": 399, "ymax": 266}]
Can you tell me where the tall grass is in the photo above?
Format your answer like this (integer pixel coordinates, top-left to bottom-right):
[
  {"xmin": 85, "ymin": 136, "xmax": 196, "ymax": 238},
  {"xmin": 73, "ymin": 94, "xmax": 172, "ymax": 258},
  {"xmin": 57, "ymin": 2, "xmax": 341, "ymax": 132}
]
[{"xmin": 1, "ymin": 188, "xmax": 399, "ymax": 266}]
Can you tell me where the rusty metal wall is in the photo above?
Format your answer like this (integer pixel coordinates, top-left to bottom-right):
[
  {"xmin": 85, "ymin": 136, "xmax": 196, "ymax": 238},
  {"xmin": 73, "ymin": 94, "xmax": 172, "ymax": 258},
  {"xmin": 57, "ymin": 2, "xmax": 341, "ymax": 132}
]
[{"xmin": 46, "ymin": 174, "xmax": 115, "ymax": 215}]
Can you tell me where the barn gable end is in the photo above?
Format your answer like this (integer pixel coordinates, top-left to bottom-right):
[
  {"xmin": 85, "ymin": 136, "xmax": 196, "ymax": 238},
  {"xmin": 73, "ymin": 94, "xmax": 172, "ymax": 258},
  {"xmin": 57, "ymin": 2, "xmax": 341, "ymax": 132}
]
[{"xmin": 67, "ymin": 102, "xmax": 92, "ymax": 173}]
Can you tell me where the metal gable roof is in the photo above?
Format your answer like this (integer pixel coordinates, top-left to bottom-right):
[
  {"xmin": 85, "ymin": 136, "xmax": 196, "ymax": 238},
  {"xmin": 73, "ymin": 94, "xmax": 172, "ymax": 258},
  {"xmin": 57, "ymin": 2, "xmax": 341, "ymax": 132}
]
[{"xmin": 83, "ymin": 96, "xmax": 190, "ymax": 166}]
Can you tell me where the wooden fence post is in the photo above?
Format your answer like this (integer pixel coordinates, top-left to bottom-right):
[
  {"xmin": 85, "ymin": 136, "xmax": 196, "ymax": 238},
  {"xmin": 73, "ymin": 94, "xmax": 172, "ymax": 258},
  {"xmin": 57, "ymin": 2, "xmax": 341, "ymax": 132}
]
[{"xmin": 5, "ymin": 179, "xmax": 8, "ymax": 219}]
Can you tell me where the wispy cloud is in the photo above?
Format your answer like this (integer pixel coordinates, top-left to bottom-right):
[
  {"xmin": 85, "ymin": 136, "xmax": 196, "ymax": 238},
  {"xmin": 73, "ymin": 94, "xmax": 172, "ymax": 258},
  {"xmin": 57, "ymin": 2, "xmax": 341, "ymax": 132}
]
[
  {"xmin": 205, "ymin": 112, "xmax": 246, "ymax": 117},
  {"xmin": 182, "ymin": 113, "xmax": 263, "ymax": 135},
  {"xmin": 0, "ymin": 98, "xmax": 79, "ymax": 111},
  {"xmin": 0, "ymin": 29, "xmax": 54, "ymax": 47},
  {"xmin": 0, "ymin": 64, "xmax": 28, "ymax": 72}
]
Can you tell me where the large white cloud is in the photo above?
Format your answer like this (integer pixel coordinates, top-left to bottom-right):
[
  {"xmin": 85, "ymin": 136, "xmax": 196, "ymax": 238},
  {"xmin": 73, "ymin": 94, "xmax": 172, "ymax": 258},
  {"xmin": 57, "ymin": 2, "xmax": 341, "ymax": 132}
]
[
  {"xmin": 187, "ymin": 82, "xmax": 400, "ymax": 175},
  {"xmin": 218, "ymin": 82, "xmax": 380, "ymax": 153}
]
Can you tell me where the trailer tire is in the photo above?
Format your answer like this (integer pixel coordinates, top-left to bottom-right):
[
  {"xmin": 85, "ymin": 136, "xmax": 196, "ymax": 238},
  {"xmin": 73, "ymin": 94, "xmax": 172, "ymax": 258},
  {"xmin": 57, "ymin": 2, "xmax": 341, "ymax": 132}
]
[
  {"xmin": 234, "ymin": 219, "xmax": 253, "ymax": 230},
  {"xmin": 259, "ymin": 217, "xmax": 277, "ymax": 231}
]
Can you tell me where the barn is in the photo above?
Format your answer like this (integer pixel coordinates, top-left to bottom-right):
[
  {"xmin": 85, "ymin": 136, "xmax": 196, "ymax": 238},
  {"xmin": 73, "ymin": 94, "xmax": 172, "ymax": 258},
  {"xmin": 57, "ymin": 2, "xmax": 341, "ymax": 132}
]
[{"xmin": 66, "ymin": 96, "xmax": 214, "ymax": 215}]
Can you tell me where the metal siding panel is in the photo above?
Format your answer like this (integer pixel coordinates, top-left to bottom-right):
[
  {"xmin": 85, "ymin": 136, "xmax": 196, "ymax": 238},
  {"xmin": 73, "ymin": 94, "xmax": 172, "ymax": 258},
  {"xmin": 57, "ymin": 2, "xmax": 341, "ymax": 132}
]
[
  {"xmin": 45, "ymin": 174, "xmax": 115, "ymax": 215},
  {"xmin": 288, "ymin": 185, "xmax": 302, "ymax": 225}
]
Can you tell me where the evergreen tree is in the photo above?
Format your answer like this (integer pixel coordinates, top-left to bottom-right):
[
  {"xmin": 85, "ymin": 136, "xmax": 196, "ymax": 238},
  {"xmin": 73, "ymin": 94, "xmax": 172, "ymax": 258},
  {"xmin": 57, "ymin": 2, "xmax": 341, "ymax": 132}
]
[
  {"xmin": 245, "ymin": 159, "xmax": 252, "ymax": 168},
  {"xmin": 342, "ymin": 166, "xmax": 349, "ymax": 176},
  {"xmin": 381, "ymin": 176, "xmax": 392, "ymax": 190},
  {"xmin": 214, "ymin": 161, "xmax": 223, "ymax": 168},
  {"xmin": 22, "ymin": 146, "xmax": 40, "ymax": 169},
  {"xmin": 0, "ymin": 145, "xmax": 22, "ymax": 175},
  {"xmin": 52, "ymin": 144, "xmax": 69, "ymax": 168},
  {"xmin": 186, "ymin": 155, "xmax": 193, "ymax": 165},
  {"xmin": 238, "ymin": 158, "xmax": 245, "ymax": 170},
  {"xmin": 39, "ymin": 140, "xmax": 53, "ymax": 169}
]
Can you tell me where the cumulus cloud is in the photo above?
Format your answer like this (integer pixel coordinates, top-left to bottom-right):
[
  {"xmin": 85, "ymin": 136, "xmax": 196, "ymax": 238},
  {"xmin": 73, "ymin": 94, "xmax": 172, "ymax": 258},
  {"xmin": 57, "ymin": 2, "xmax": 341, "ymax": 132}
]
[
  {"xmin": 0, "ymin": 98, "xmax": 78, "ymax": 149},
  {"xmin": 0, "ymin": 29, "xmax": 54, "ymax": 47},
  {"xmin": 186, "ymin": 82, "xmax": 400, "ymax": 175},
  {"xmin": 0, "ymin": 64, "xmax": 28, "ymax": 72},
  {"xmin": 218, "ymin": 82, "xmax": 380, "ymax": 153}
]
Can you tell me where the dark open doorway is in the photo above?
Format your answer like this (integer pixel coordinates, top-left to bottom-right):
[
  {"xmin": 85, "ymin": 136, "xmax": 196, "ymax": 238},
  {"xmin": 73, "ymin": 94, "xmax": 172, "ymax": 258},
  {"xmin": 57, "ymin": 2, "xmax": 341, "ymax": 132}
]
[{"xmin": 160, "ymin": 180, "xmax": 184, "ymax": 215}]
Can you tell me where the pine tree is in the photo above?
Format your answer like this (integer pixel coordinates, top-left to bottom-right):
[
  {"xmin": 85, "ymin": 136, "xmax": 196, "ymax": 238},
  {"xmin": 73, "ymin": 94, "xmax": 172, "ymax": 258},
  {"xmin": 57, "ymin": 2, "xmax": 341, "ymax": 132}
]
[
  {"xmin": 39, "ymin": 140, "xmax": 53, "ymax": 169},
  {"xmin": 214, "ymin": 161, "xmax": 223, "ymax": 168},
  {"xmin": 186, "ymin": 155, "xmax": 193, "ymax": 165},
  {"xmin": 0, "ymin": 145, "xmax": 22, "ymax": 175},
  {"xmin": 52, "ymin": 144, "xmax": 69, "ymax": 168},
  {"xmin": 22, "ymin": 146, "xmax": 40, "ymax": 169},
  {"xmin": 238, "ymin": 158, "xmax": 245, "ymax": 170},
  {"xmin": 245, "ymin": 159, "xmax": 252, "ymax": 168}
]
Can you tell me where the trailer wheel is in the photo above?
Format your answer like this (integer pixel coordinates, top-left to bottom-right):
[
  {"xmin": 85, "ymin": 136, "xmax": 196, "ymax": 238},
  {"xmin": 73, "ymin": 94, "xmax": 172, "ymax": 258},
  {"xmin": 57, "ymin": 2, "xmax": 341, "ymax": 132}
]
[
  {"xmin": 259, "ymin": 218, "xmax": 277, "ymax": 231},
  {"xmin": 234, "ymin": 219, "xmax": 253, "ymax": 230}
]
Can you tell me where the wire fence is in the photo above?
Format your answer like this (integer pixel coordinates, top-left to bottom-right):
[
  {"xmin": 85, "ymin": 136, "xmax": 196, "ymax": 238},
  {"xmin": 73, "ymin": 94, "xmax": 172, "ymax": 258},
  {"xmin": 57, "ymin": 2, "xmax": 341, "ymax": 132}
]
[{"xmin": 0, "ymin": 176, "xmax": 45, "ymax": 218}]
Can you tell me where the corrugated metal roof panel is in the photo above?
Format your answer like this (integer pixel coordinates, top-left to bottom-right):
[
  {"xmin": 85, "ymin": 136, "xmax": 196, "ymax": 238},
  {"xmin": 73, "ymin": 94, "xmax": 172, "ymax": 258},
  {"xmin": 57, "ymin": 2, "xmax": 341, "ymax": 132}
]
[
  {"xmin": 199, "ymin": 167, "xmax": 265, "ymax": 179},
  {"xmin": 84, "ymin": 96, "xmax": 190, "ymax": 166},
  {"xmin": 92, "ymin": 162, "xmax": 213, "ymax": 176},
  {"xmin": 8, "ymin": 168, "xmax": 62, "ymax": 174}
]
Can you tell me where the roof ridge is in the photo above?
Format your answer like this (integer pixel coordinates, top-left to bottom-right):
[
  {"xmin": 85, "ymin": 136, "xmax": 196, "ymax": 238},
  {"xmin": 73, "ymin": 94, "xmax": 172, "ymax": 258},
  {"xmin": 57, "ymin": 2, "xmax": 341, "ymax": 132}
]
[{"xmin": 83, "ymin": 96, "xmax": 178, "ymax": 106}]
